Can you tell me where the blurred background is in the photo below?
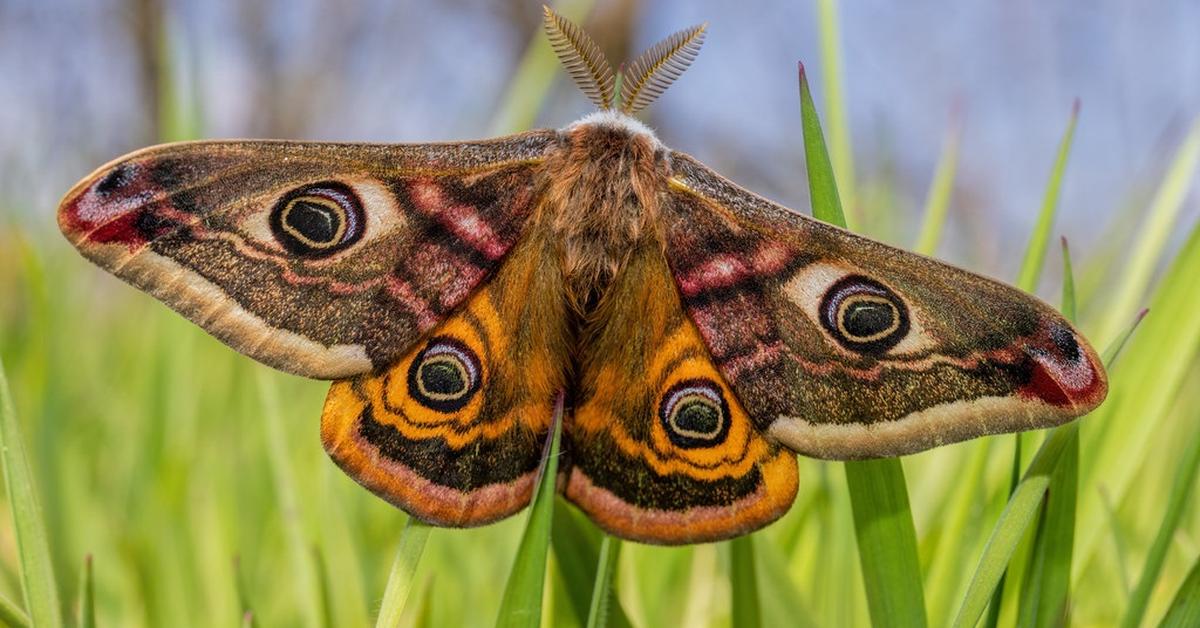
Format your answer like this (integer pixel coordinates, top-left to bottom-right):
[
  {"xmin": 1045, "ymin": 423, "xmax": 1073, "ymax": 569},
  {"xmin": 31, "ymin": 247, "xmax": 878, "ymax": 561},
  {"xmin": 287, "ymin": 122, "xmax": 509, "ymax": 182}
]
[
  {"xmin": 1, "ymin": 1, "xmax": 1199, "ymax": 626},
  {"xmin": 3, "ymin": 0, "xmax": 1198, "ymax": 273}
]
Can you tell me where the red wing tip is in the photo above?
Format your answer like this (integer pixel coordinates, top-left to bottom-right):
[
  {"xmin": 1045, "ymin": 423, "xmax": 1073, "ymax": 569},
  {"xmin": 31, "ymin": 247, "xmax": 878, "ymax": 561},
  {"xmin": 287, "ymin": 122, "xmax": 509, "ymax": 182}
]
[{"xmin": 1019, "ymin": 320, "xmax": 1107, "ymax": 412}]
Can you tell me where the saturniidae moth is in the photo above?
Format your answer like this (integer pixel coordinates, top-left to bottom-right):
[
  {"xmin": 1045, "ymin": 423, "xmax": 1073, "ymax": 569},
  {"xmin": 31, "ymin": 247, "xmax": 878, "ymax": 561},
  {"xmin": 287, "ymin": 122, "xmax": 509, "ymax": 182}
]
[{"xmin": 58, "ymin": 8, "xmax": 1106, "ymax": 543}]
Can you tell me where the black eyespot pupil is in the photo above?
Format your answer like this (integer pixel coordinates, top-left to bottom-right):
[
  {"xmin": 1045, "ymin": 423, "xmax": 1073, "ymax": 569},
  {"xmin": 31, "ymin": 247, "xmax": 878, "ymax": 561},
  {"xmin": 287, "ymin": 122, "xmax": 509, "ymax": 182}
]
[
  {"xmin": 96, "ymin": 164, "xmax": 133, "ymax": 195},
  {"xmin": 420, "ymin": 361, "xmax": 466, "ymax": 395},
  {"xmin": 1049, "ymin": 324, "xmax": 1081, "ymax": 361},
  {"xmin": 843, "ymin": 302, "xmax": 895, "ymax": 338},
  {"xmin": 287, "ymin": 200, "xmax": 340, "ymax": 244},
  {"xmin": 676, "ymin": 401, "xmax": 720, "ymax": 434}
]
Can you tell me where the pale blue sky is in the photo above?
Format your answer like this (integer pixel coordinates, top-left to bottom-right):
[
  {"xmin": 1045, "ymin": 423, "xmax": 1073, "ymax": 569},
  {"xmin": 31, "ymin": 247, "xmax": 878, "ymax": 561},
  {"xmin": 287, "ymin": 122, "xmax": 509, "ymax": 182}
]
[{"xmin": 2, "ymin": 0, "xmax": 1197, "ymax": 286}]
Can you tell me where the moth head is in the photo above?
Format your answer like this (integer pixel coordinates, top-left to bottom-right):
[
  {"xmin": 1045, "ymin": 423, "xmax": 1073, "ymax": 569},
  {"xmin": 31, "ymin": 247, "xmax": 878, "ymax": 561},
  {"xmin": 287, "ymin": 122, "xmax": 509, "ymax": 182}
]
[{"xmin": 542, "ymin": 6, "xmax": 706, "ymax": 115}]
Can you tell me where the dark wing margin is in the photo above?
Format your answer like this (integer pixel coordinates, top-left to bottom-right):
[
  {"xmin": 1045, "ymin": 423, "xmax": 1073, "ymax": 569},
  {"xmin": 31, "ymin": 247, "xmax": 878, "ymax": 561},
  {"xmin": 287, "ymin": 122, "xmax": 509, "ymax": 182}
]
[
  {"xmin": 660, "ymin": 152, "xmax": 1107, "ymax": 460},
  {"xmin": 58, "ymin": 132, "xmax": 558, "ymax": 379}
]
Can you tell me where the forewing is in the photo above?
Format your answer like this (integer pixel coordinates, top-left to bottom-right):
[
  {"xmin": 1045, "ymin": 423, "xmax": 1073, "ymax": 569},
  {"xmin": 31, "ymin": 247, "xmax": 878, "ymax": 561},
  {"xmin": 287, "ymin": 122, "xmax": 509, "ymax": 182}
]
[
  {"xmin": 663, "ymin": 153, "xmax": 1107, "ymax": 460},
  {"xmin": 58, "ymin": 133, "xmax": 556, "ymax": 378}
]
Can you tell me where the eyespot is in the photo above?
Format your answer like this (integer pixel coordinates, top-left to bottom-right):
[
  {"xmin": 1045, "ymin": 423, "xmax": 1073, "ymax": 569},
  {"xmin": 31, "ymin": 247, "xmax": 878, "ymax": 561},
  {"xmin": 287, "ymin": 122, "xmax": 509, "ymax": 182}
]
[
  {"xmin": 269, "ymin": 182, "xmax": 364, "ymax": 258},
  {"xmin": 659, "ymin": 379, "xmax": 731, "ymax": 449},
  {"xmin": 819, "ymin": 275, "xmax": 910, "ymax": 354},
  {"xmin": 406, "ymin": 336, "xmax": 482, "ymax": 412}
]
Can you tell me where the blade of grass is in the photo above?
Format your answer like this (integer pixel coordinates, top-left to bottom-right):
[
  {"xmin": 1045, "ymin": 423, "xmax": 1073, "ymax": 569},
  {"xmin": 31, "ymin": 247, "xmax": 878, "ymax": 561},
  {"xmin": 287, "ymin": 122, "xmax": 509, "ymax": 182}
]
[
  {"xmin": 755, "ymin": 533, "xmax": 818, "ymax": 628},
  {"xmin": 845, "ymin": 459, "xmax": 928, "ymax": 626},
  {"xmin": 990, "ymin": 103, "xmax": 1081, "ymax": 627},
  {"xmin": 1015, "ymin": 100, "xmax": 1080, "ymax": 292},
  {"xmin": 496, "ymin": 393, "xmax": 565, "ymax": 628},
  {"xmin": 1019, "ymin": 436, "xmax": 1078, "ymax": 628},
  {"xmin": 257, "ymin": 372, "xmax": 325, "ymax": 628},
  {"xmin": 551, "ymin": 498, "xmax": 602, "ymax": 626},
  {"xmin": 0, "ymin": 355, "xmax": 63, "ymax": 628},
  {"xmin": 1120, "ymin": 413, "xmax": 1200, "ymax": 628},
  {"xmin": 0, "ymin": 591, "xmax": 30, "ymax": 628},
  {"xmin": 1017, "ymin": 239, "xmax": 1082, "ymax": 627},
  {"xmin": 234, "ymin": 556, "xmax": 258, "ymax": 628},
  {"xmin": 79, "ymin": 555, "xmax": 95, "ymax": 628},
  {"xmin": 1094, "ymin": 114, "xmax": 1200, "ymax": 345},
  {"xmin": 375, "ymin": 518, "xmax": 432, "ymax": 628},
  {"xmin": 584, "ymin": 535, "xmax": 620, "ymax": 628},
  {"xmin": 914, "ymin": 109, "xmax": 963, "ymax": 255},
  {"xmin": 952, "ymin": 312, "xmax": 1146, "ymax": 628},
  {"xmin": 489, "ymin": 0, "xmax": 596, "ymax": 134},
  {"xmin": 729, "ymin": 535, "xmax": 762, "ymax": 628},
  {"xmin": 953, "ymin": 425, "xmax": 1073, "ymax": 628},
  {"xmin": 799, "ymin": 62, "xmax": 847, "ymax": 228},
  {"xmin": 923, "ymin": 438, "xmax": 995, "ymax": 624},
  {"xmin": 813, "ymin": 0, "xmax": 857, "ymax": 230},
  {"xmin": 1158, "ymin": 557, "xmax": 1200, "ymax": 628},
  {"xmin": 1077, "ymin": 218, "xmax": 1200, "ymax": 576},
  {"xmin": 551, "ymin": 499, "xmax": 634, "ymax": 628},
  {"xmin": 800, "ymin": 60, "xmax": 927, "ymax": 628}
]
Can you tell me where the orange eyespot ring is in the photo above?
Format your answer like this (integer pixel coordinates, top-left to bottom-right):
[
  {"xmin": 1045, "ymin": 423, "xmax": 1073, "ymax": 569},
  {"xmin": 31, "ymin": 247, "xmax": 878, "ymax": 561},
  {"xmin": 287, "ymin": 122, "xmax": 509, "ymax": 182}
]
[{"xmin": 270, "ymin": 182, "xmax": 364, "ymax": 258}]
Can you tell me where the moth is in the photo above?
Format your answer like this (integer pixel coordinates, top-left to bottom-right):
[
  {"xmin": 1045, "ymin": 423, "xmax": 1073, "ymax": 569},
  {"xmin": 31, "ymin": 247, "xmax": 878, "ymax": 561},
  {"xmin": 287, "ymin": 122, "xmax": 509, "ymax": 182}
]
[{"xmin": 58, "ymin": 8, "xmax": 1106, "ymax": 544}]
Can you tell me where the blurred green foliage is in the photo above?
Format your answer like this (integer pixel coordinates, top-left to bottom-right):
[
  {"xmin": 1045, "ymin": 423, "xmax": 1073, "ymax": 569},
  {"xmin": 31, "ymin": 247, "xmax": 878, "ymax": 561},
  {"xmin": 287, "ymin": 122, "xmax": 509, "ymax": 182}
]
[{"xmin": 1, "ymin": 2, "xmax": 1199, "ymax": 626}]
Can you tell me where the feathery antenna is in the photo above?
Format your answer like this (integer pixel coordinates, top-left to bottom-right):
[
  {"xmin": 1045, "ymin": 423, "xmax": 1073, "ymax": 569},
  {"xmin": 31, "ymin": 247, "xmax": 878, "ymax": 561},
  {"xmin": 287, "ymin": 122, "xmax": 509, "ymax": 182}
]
[
  {"xmin": 619, "ymin": 23, "xmax": 707, "ymax": 114},
  {"xmin": 542, "ymin": 6, "xmax": 707, "ymax": 114},
  {"xmin": 542, "ymin": 6, "xmax": 616, "ymax": 110}
]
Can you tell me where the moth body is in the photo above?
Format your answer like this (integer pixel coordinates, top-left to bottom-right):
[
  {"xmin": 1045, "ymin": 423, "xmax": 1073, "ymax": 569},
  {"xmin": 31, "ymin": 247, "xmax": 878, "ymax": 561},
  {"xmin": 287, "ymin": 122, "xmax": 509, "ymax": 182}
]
[{"xmin": 547, "ymin": 111, "xmax": 669, "ymax": 311}]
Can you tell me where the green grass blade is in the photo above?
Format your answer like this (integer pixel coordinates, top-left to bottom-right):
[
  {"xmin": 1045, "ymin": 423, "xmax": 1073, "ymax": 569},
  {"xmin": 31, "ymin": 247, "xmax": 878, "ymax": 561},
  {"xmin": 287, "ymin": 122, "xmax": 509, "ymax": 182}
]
[
  {"xmin": 845, "ymin": 459, "xmax": 928, "ymax": 627},
  {"xmin": 0, "ymin": 591, "xmax": 30, "ymax": 628},
  {"xmin": 1077, "ymin": 218, "xmax": 1200, "ymax": 574},
  {"xmin": 489, "ymin": 0, "xmax": 596, "ymax": 134},
  {"xmin": 79, "ymin": 555, "xmax": 95, "ymax": 628},
  {"xmin": 1120, "ymin": 413, "xmax": 1200, "ymax": 628},
  {"xmin": 551, "ymin": 498, "xmax": 602, "ymax": 625},
  {"xmin": 550, "ymin": 500, "xmax": 633, "ymax": 628},
  {"xmin": 1158, "ymin": 557, "xmax": 1200, "ymax": 628},
  {"xmin": 1094, "ymin": 114, "xmax": 1200, "ymax": 345},
  {"xmin": 1015, "ymin": 100, "xmax": 1080, "ymax": 293},
  {"xmin": 990, "ymin": 105, "xmax": 1080, "ymax": 627},
  {"xmin": 755, "ymin": 534, "xmax": 818, "ymax": 628},
  {"xmin": 375, "ymin": 518, "xmax": 432, "ymax": 628},
  {"xmin": 584, "ymin": 535, "xmax": 620, "ymax": 628},
  {"xmin": 257, "ymin": 372, "xmax": 325, "ymax": 628},
  {"xmin": 799, "ymin": 62, "xmax": 847, "ymax": 227},
  {"xmin": 0, "ymin": 355, "xmax": 63, "ymax": 628},
  {"xmin": 923, "ymin": 439, "xmax": 995, "ymax": 624},
  {"xmin": 952, "ymin": 426, "xmax": 1072, "ymax": 628},
  {"xmin": 1017, "ymin": 239, "xmax": 1081, "ymax": 627},
  {"xmin": 953, "ymin": 312, "xmax": 1145, "ymax": 628},
  {"xmin": 800, "ymin": 59, "xmax": 927, "ymax": 628},
  {"xmin": 915, "ymin": 111, "xmax": 963, "ymax": 255},
  {"xmin": 1059, "ymin": 238, "xmax": 1077, "ymax": 322},
  {"xmin": 1021, "ymin": 434, "xmax": 1078, "ymax": 628},
  {"xmin": 729, "ymin": 535, "xmax": 762, "ymax": 628},
  {"xmin": 814, "ymin": 0, "xmax": 857, "ymax": 230},
  {"xmin": 234, "ymin": 556, "xmax": 258, "ymax": 628},
  {"xmin": 496, "ymin": 393, "xmax": 565, "ymax": 628}
]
